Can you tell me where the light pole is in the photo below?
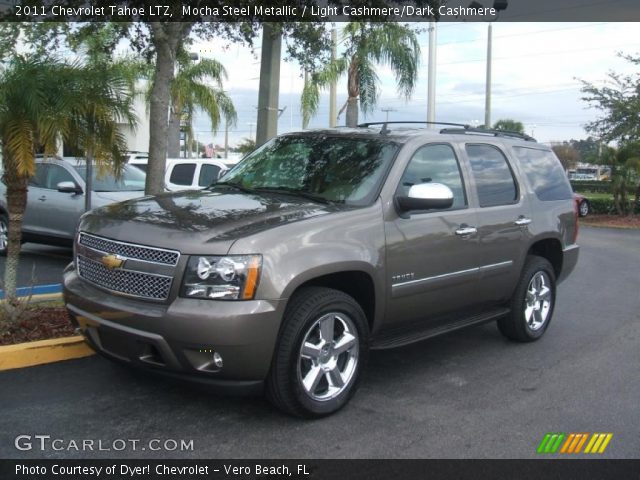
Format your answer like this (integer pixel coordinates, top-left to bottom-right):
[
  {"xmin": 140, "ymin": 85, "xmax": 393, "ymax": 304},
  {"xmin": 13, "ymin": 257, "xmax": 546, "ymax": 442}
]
[
  {"xmin": 426, "ymin": 20, "xmax": 437, "ymax": 124},
  {"xmin": 381, "ymin": 107, "xmax": 396, "ymax": 122},
  {"xmin": 468, "ymin": 1, "xmax": 509, "ymax": 129},
  {"xmin": 485, "ymin": 23, "xmax": 492, "ymax": 128}
]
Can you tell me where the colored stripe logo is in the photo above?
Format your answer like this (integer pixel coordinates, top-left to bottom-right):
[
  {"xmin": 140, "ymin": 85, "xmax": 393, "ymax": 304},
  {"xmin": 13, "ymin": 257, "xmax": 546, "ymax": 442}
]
[{"xmin": 537, "ymin": 433, "xmax": 613, "ymax": 454}]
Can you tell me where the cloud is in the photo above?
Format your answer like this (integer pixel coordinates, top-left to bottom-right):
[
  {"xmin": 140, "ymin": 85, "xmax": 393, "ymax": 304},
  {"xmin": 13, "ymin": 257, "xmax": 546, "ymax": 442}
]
[{"xmin": 192, "ymin": 22, "xmax": 640, "ymax": 146}]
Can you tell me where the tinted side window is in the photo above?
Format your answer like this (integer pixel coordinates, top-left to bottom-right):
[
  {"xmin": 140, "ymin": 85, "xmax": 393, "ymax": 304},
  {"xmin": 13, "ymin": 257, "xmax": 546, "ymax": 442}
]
[
  {"xmin": 400, "ymin": 144, "xmax": 467, "ymax": 210},
  {"xmin": 513, "ymin": 147, "xmax": 573, "ymax": 201},
  {"xmin": 466, "ymin": 144, "xmax": 517, "ymax": 207},
  {"xmin": 169, "ymin": 163, "xmax": 196, "ymax": 186},
  {"xmin": 198, "ymin": 164, "xmax": 221, "ymax": 187}
]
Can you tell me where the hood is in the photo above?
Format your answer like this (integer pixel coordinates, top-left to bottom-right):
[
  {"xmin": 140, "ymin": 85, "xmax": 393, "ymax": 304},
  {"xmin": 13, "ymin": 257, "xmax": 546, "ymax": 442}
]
[
  {"xmin": 79, "ymin": 187, "xmax": 342, "ymax": 253},
  {"xmin": 93, "ymin": 190, "xmax": 146, "ymax": 203}
]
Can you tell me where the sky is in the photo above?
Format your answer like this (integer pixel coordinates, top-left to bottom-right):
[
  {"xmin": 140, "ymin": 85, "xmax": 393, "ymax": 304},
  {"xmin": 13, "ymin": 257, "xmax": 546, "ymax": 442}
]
[{"xmin": 188, "ymin": 22, "xmax": 640, "ymax": 148}]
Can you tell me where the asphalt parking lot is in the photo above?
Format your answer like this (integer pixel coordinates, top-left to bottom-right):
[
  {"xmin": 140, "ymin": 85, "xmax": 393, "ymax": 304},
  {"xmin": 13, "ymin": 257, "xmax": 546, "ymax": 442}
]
[
  {"xmin": 1, "ymin": 227, "xmax": 639, "ymax": 459},
  {"xmin": 0, "ymin": 243, "xmax": 71, "ymax": 288}
]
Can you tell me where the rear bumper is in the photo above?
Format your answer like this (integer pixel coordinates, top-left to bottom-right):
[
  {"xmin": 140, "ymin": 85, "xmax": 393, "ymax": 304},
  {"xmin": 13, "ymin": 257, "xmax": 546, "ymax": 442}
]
[
  {"xmin": 558, "ymin": 244, "xmax": 580, "ymax": 284},
  {"xmin": 63, "ymin": 269, "xmax": 286, "ymax": 391}
]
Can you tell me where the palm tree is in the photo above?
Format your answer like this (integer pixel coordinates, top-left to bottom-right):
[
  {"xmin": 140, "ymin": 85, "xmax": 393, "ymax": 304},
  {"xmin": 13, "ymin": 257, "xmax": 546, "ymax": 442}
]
[
  {"xmin": 301, "ymin": 23, "xmax": 421, "ymax": 128},
  {"xmin": 165, "ymin": 51, "xmax": 237, "ymax": 158},
  {"xmin": 0, "ymin": 55, "xmax": 135, "ymax": 315}
]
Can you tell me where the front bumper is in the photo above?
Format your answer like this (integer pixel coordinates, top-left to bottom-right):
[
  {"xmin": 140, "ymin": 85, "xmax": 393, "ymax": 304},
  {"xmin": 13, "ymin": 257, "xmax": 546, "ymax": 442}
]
[{"xmin": 63, "ymin": 268, "xmax": 286, "ymax": 392}]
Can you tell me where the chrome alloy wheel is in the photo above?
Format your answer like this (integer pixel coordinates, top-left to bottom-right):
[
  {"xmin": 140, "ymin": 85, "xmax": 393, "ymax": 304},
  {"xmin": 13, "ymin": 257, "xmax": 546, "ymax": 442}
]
[
  {"xmin": 0, "ymin": 218, "xmax": 7, "ymax": 252},
  {"xmin": 525, "ymin": 271, "xmax": 553, "ymax": 331},
  {"xmin": 579, "ymin": 200, "xmax": 589, "ymax": 217},
  {"xmin": 297, "ymin": 312, "xmax": 359, "ymax": 402}
]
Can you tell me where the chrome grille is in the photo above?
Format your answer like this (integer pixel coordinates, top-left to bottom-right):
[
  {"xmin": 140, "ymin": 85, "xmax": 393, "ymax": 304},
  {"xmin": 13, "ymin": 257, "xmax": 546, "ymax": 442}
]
[
  {"xmin": 79, "ymin": 233, "xmax": 179, "ymax": 266},
  {"xmin": 77, "ymin": 255, "xmax": 172, "ymax": 300}
]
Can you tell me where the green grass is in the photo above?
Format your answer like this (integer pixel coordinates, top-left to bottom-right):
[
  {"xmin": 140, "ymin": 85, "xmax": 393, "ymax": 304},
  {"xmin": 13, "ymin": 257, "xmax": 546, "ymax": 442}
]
[{"xmin": 575, "ymin": 191, "xmax": 613, "ymax": 200}]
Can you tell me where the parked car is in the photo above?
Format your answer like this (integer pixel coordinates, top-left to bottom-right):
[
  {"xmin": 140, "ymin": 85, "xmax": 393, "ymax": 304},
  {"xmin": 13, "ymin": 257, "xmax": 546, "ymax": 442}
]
[
  {"xmin": 123, "ymin": 151, "xmax": 149, "ymax": 163},
  {"xmin": 0, "ymin": 157, "xmax": 146, "ymax": 255},
  {"xmin": 574, "ymin": 193, "xmax": 590, "ymax": 217},
  {"xmin": 63, "ymin": 123, "xmax": 579, "ymax": 417},
  {"xmin": 128, "ymin": 157, "xmax": 228, "ymax": 191}
]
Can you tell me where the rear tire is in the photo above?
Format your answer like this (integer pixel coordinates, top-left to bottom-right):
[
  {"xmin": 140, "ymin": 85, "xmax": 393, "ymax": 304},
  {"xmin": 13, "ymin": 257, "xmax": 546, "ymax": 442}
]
[
  {"xmin": 498, "ymin": 256, "xmax": 556, "ymax": 342},
  {"xmin": 579, "ymin": 199, "xmax": 590, "ymax": 217},
  {"xmin": 266, "ymin": 287, "xmax": 369, "ymax": 417}
]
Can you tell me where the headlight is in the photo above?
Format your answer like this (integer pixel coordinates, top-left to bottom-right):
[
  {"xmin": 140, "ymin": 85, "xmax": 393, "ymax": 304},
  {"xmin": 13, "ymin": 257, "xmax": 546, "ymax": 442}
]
[{"xmin": 181, "ymin": 255, "xmax": 262, "ymax": 300}]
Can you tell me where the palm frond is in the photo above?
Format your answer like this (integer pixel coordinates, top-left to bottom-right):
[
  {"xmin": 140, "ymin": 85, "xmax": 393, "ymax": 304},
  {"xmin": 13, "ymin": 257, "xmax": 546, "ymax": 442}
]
[
  {"xmin": 357, "ymin": 59, "xmax": 379, "ymax": 114},
  {"xmin": 301, "ymin": 75, "xmax": 320, "ymax": 129}
]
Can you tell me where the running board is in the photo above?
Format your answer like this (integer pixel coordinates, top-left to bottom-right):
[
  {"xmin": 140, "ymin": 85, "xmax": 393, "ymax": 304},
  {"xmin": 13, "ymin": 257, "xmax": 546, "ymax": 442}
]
[{"xmin": 371, "ymin": 307, "xmax": 510, "ymax": 350}]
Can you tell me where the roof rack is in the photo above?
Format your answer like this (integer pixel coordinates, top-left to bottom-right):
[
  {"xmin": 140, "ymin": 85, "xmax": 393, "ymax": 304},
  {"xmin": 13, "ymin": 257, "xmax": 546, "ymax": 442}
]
[
  {"xmin": 358, "ymin": 121, "xmax": 471, "ymax": 135},
  {"xmin": 439, "ymin": 127, "xmax": 537, "ymax": 142},
  {"xmin": 356, "ymin": 121, "xmax": 537, "ymax": 142}
]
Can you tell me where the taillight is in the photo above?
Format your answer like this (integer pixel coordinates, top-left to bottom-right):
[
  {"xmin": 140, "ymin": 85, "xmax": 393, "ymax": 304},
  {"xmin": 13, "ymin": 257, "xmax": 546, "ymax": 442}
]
[{"xmin": 573, "ymin": 199, "xmax": 579, "ymax": 243}]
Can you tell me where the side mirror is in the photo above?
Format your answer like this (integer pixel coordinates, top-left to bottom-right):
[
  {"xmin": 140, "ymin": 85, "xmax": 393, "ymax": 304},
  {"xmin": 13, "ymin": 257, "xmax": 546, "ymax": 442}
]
[
  {"xmin": 217, "ymin": 168, "xmax": 228, "ymax": 180},
  {"xmin": 57, "ymin": 181, "xmax": 83, "ymax": 194},
  {"xmin": 397, "ymin": 183, "xmax": 454, "ymax": 212}
]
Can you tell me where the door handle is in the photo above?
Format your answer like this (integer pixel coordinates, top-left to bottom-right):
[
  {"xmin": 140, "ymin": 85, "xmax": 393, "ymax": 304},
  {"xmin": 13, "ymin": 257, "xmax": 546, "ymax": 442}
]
[
  {"xmin": 38, "ymin": 196, "xmax": 47, "ymax": 202},
  {"xmin": 455, "ymin": 225, "xmax": 478, "ymax": 236},
  {"xmin": 514, "ymin": 216, "xmax": 532, "ymax": 226}
]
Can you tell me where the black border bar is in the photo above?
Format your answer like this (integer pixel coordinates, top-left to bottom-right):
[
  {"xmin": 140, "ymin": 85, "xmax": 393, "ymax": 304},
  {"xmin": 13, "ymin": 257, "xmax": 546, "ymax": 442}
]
[{"xmin": 2, "ymin": 459, "xmax": 640, "ymax": 480}]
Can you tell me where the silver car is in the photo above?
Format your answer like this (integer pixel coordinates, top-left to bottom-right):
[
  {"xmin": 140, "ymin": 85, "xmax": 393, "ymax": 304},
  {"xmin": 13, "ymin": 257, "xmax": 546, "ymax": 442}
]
[{"xmin": 0, "ymin": 157, "xmax": 146, "ymax": 254}]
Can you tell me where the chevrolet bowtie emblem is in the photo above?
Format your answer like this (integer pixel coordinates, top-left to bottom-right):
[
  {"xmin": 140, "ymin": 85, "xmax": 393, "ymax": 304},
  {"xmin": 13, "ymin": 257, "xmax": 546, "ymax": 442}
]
[{"xmin": 101, "ymin": 254, "xmax": 125, "ymax": 270}]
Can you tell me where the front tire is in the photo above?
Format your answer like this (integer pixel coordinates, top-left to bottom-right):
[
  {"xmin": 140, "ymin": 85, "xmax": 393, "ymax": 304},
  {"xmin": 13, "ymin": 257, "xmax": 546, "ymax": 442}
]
[
  {"xmin": 266, "ymin": 287, "xmax": 369, "ymax": 417},
  {"xmin": 498, "ymin": 256, "xmax": 556, "ymax": 342}
]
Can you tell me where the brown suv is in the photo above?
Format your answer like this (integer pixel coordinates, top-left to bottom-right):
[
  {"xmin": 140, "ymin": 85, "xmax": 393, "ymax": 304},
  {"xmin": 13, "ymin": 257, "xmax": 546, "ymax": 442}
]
[{"xmin": 63, "ymin": 123, "xmax": 579, "ymax": 417}]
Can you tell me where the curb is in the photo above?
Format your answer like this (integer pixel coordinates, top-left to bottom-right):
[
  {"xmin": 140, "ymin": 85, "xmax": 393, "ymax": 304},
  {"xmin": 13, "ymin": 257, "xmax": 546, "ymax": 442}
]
[
  {"xmin": 27, "ymin": 292, "xmax": 63, "ymax": 304},
  {"xmin": 0, "ymin": 335, "xmax": 95, "ymax": 371}
]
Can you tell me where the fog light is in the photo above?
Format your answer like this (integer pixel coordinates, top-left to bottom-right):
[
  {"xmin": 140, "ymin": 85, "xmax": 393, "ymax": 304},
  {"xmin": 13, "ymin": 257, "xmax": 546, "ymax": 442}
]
[{"xmin": 213, "ymin": 352, "xmax": 223, "ymax": 368}]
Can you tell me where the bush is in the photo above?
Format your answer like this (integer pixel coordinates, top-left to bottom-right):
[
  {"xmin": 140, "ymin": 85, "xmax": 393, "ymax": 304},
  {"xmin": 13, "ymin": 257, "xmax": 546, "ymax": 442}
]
[
  {"xmin": 570, "ymin": 181, "xmax": 612, "ymax": 194},
  {"xmin": 571, "ymin": 180, "xmax": 636, "ymax": 195},
  {"xmin": 587, "ymin": 197, "xmax": 640, "ymax": 215}
]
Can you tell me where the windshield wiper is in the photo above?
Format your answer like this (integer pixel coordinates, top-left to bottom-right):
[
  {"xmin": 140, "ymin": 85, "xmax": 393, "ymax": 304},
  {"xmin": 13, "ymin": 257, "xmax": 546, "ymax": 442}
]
[
  {"xmin": 252, "ymin": 186, "xmax": 333, "ymax": 204},
  {"xmin": 214, "ymin": 181, "xmax": 253, "ymax": 193}
]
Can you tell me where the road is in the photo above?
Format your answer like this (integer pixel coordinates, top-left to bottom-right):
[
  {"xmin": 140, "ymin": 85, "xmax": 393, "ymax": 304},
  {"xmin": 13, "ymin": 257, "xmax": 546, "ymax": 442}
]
[
  {"xmin": 0, "ymin": 243, "xmax": 71, "ymax": 288},
  {"xmin": 1, "ymin": 227, "xmax": 638, "ymax": 459}
]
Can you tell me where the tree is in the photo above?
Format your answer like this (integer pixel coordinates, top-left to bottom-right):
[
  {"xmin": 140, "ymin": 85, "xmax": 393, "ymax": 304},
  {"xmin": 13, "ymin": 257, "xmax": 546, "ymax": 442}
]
[
  {"xmin": 165, "ymin": 51, "xmax": 237, "ymax": 158},
  {"xmin": 551, "ymin": 142, "xmax": 580, "ymax": 171},
  {"xmin": 0, "ymin": 56, "xmax": 135, "ymax": 316},
  {"xmin": 569, "ymin": 137, "xmax": 601, "ymax": 164},
  {"xmin": 0, "ymin": 20, "xmax": 325, "ymax": 194},
  {"xmin": 235, "ymin": 138, "xmax": 257, "ymax": 156},
  {"xmin": 580, "ymin": 53, "xmax": 640, "ymax": 143},
  {"xmin": 610, "ymin": 142, "xmax": 640, "ymax": 215},
  {"xmin": 301, "ymin": 22, "xmax": 421, "ymax": 128},
  {"xmin": 493, "ymin": 119, "xmax": 525, "ymax": 134}
]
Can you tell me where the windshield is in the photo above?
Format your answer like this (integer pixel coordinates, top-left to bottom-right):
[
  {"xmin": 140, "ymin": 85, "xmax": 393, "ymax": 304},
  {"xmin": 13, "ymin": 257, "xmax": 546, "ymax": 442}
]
[
  {"xmin": 218, "ymin": 135, "xmax": 399, "ymax": 205},
  {"xmin": 72, "ymin": 164, "xmax": 146, "ymax": 192}
]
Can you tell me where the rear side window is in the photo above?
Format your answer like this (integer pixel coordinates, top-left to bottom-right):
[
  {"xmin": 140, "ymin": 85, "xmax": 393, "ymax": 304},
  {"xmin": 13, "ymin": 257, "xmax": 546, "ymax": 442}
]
[
  {"xmin": 198, "ymin": 164, "xmax": 221, "ymax": 187},
  {"xmin": 512, "ymin": 147, "xmax": 573, "ymax": 201},
  {"xmin": 465, "ymin": 144, "xmax": 518, "ymax": 207},
  {"xmin": 169, "ymin": 163, "xmax": 196, "ymax": 186}
]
